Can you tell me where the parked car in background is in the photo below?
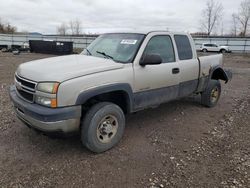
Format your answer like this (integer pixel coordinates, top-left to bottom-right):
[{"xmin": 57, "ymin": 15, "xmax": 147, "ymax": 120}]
[
  {"xmin": 201, "ymin": 43, "xmax": 231, "ymax": 53},
  {"xmin": 0, "ymin": 45, "xmax": 8, "ymax": 52},
  {"xmin": 0, "ymin": 42, "xmax": 30, "ymax": 53}
]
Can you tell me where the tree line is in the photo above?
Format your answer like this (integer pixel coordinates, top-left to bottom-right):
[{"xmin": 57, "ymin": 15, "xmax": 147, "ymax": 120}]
[
  {"xmin": 57, "ymin": 19, "xmax": 82, "ymax": 35},
  {"xmin": 200, "ymin": 0, "xmax": 250, "ymax": 37},
  {"xmin": 0, "ymin": 18, "xmax": 17, "ymax": 34}
]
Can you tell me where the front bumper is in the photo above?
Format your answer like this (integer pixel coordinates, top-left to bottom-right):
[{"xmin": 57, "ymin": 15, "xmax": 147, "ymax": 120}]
[{"xmin": 9, "ymin": 85, "xmax": 81, "ymax": 134}]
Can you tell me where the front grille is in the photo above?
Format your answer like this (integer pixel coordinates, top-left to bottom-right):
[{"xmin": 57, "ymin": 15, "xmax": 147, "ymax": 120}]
[
  {"xmin": 18, "ymin": 90, "xmax": 34, "ymax": 101},
  {"xmin": 15, "ymin": 75, "xmax": 36, "ymax": 89},
  {"xmin": 15, "ymin": 74, "xmax": 37, "ymax": 102}
]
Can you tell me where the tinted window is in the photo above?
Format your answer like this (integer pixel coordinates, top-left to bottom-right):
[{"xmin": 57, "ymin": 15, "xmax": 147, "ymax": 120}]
[
  {"xmin": 174, "ymin": 35, "xmax": 193, "ymax": 60},
  {"xmin": 143, "ymin": 35, "xmax": 175, "ymax": 63}
]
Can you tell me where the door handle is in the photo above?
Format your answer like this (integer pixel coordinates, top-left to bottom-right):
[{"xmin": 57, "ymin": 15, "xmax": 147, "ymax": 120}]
[{"xmin": 172, "ymin": 68, "xmax": 180, "ymax": 74}]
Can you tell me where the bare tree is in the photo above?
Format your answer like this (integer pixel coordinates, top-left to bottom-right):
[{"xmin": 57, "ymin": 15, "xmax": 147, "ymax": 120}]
[
  {"xmin": 231, "ymin": 13, "xmax": 239, "ymax": 36},
  {"xmin": 201, "ymin": 0, "xmax": 223, "ymax": 36},
  {"xmin": 220, "ymin": 22, "xmax": 224, "ymax": 36},
  {"xmin": 69, "ymin": 19, "xmax": 82, "ymax": 35},
  {"xmin": 57, "ymin": 20, "xmax": 82, "ymax": 35},
  {"xmin": 0, "ymin": 18, "xmax": 4, "ymax": 33},
  {"xmin": 6, "ymin": 23, "xmax": 17, "ymax": 34},
  {"xmin": 0, "ymin": 18, "xmax": 17, "ymax": 34},
  {"xmin": 57, "ymin": 22, "xmax": 68, "ymax": 35},
  {"xmin": 236, "ymin": 0, "xmax": 250, "ymax": 37}
]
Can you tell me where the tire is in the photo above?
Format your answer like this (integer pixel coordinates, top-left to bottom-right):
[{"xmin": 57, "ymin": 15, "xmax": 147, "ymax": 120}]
[
  {"xmin": 81, "ymin": 102, "xmax": 125, "ymax": 153},
  {"xmin": 1, "ymin": 48, "xmax": 7, "ymax": 52},
  {"xmin": 202, "ymin": 49, "xmax": 208, "ymax": 53},
  {"xmin": 201, "ymin": 80, "xmax": 221, "ymax": 107},
  {"xmin": 220, "ymin": 49, "xmax": 226, "ymax": 53}
]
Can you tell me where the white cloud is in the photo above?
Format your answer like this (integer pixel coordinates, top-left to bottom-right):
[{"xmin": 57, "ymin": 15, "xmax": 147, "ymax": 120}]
[{"xmin": 0, "ymin": 0, "xmax": 242, "ymax": 34}]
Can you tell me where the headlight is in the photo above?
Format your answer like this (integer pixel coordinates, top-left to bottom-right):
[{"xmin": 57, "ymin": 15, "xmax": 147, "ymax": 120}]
[
  {"xmin": 36, "ymin": 82, "xmax": 59, "ymax": 94},
  {"xmin": 35, "ymin": 96, "xmax": 57, "ymax": 108},
  {"xmin": 36, "ymin": 82, "xmax": 59, "ymax": 108}
]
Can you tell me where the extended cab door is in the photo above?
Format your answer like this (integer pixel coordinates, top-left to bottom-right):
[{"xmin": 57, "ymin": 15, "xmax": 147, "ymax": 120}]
[
  {"xmin": 173, "ymin": 34, "xmax": 199, "ymax": 97},
  {"xmin": 133, "ymin": 33, "xmax": 180, "ymax": 110}
]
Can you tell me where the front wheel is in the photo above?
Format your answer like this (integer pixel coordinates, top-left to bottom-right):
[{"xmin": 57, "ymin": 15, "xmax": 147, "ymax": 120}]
[
  {"xmin": 81, "ymin": 102, "xmax": 125, "ymax": 153},
  {"xmin": 220, "ymin": 49, "xmax": 226, "ymax": 53},
  {"xmin": 201, "ymin": 80, "xmax": 221, "ymax": 107},
  {"xmin": 202, "ymin": 48, "xmax": 208, "ymax": 53}
]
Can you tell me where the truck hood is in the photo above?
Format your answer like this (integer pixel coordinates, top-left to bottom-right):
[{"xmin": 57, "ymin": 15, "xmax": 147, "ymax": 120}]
[{"xmin": 16, "ymin": 55, "xmax": 124, "ymax": 82}]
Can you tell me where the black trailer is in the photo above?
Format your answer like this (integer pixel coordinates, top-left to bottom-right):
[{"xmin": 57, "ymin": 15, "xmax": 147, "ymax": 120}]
[{"xmin": 29, "ymin": 40, "xmax": 73, "ymax": 55}]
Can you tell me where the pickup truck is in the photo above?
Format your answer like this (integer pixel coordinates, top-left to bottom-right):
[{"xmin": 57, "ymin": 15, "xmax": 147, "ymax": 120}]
[{"xmin": 9, "ymin": 31, "xmax": 232, "ymax": 153}]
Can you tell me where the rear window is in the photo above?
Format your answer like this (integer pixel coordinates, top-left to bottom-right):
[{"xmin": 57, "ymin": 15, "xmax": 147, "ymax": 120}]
[{"xmin": 174, "ymin": 35, "xmax": 193, "ymax": 60}]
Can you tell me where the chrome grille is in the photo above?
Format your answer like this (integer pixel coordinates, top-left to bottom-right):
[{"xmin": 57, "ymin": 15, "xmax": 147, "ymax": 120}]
[{"xmin": 15, "ymin": 74, "xmax": 37, "ymax": 103}]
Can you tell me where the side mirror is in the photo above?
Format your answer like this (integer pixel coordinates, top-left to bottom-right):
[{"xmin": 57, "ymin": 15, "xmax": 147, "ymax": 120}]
[{"xmin": 140, "ymin": 54, "xmax": 162, "ymax": 66}]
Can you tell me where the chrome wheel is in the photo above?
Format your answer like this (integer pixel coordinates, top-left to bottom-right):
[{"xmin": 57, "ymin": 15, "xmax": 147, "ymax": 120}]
[
  {"xmin": 210, "ymin": 87, "xmax": 219, "ymax": 104},
  {"xmin": 97, "ymin": 115, "xmax": 118, "ymax": 144}
]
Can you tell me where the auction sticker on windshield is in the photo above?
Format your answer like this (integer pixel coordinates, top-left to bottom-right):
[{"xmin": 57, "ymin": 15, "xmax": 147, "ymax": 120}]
[{"xmin": 121, "ymin": 39, "xmax": 137, "ymax": 45}]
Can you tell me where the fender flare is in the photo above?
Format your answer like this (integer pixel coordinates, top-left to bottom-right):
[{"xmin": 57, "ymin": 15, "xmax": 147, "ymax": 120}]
[
  {"xmin": 75, "ymin": 83, "xmax": 134, "ymax": 112},
  {"xmin": 209, "ymin": 65, "xmax": 232, "ymax": 84}
]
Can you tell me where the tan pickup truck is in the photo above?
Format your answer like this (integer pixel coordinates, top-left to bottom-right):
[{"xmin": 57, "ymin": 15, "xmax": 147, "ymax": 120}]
[{"xmin": 9, "ymin": 31, "xmax": 232, "ymax": 153}]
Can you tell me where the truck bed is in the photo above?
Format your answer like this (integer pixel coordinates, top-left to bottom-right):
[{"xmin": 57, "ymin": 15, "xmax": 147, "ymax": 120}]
[{"xmin": 198, "ymin": 54, "xmax": 223, "ymax": 78}]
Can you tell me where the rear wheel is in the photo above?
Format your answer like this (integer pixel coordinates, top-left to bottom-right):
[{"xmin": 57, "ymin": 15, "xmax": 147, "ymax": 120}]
[
  {"xmin": 81, "ymin": 102, "xmax": 125, "ymax": 153},
  {"xmin": 201, "ymin": 80, "xmax": 221, "ymax": 107},
  {"xmin": 202, "ymin": 49, "xmax": 208, "ymax": 53},
  {"xmin": 221, "ymin": 49, "xmax": 226, "ymax": 53}
]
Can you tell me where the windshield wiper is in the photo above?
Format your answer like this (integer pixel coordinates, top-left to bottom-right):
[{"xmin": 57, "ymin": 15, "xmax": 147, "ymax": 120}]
[
  {"xmin": 96, "ymin": 51, "xmax": 114, "ymax": 60},
  {"xmin": 86, "ymin": 48, "xmax": 92, "ymax": 56}
]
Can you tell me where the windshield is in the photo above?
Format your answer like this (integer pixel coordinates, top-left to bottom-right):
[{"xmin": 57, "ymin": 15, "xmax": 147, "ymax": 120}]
[{"xmin": 81, "ymin": 33, "xmax": 145, "ymax": 63}]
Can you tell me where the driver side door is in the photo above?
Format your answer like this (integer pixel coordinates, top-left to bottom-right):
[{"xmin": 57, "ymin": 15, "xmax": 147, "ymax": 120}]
[{"xmin": 133, "ymin": 34, "xmax": 180, "ymax": 110}]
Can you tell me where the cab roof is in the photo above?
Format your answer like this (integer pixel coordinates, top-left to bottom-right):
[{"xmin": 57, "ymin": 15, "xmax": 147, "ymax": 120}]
[{"xmin": 104, "ymin": 30, "xmax": 188, "ymax": 36}]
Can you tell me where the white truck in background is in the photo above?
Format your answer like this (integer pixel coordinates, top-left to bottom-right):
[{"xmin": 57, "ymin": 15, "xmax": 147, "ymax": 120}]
[{"xmin": 10, "ymin": 31, "xmax": 232, "ymax": 153}]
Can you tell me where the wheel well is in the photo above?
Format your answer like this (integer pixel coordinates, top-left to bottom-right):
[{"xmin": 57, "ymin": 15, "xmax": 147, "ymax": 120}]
[
  {"xmin": 211, "ymin": 68, "xmax": 228, "ymax": 82},
  {"xmin": 82, "ymin": 91, "xmax": 130, "ymax": 114}
]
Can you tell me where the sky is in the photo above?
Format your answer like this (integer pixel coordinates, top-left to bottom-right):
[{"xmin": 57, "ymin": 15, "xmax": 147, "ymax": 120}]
[{"xmin": 0, "ymin": 0, "xmax": 242, "ymax": 34}]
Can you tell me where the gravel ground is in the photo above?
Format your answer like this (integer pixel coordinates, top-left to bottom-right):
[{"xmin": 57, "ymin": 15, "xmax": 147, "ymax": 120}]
[{"xmin": 0, "ymin": 52, "xmax": 249, "ymax": 188}]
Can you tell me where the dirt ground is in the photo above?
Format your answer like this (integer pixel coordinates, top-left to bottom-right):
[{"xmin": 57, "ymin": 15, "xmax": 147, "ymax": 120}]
[{"xmin": 0, "ymin": 52, "xmax": 249, "ymax": 188}]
